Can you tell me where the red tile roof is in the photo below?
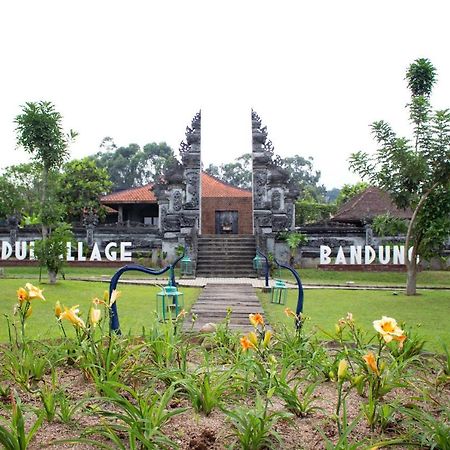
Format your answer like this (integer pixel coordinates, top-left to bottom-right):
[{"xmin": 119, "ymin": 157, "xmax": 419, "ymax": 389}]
[
  {"xmin": 101, "ymin": 184, "xmax": 155, "ymax": 204},
  {"xmin": 100, "ymin": 172, "xmax": 252, "ymax": 204},
  {"xmin": 332, "ymin": 186, "xmax": 412, "ymax": 223},
  {"xmin": 201, "ymin": 172, "xmax": 252, "ymax": 198}
]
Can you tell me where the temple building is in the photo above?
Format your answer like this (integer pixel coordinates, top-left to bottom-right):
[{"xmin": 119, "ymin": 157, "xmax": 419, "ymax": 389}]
[{"xmin": 100, "ymin": 172, "xmax": 253, "ymax": 235}]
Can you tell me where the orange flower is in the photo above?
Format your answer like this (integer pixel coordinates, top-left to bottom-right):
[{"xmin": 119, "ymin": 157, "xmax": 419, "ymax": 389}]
[
  {"xmin": 393, "ymin": 334, "xmax": 407, "ymax": 349},
  {"xmin": 17, "ymin": 287, "xmax": 29, "ymax": 305},
  {"xmin": 240, "ymin": 336, "xmax": 256, "ymax": 351},
  {"xmin": 249, "ymin": 313, "xmax": 264, "ymax": 327},
  {"xmin": 373, "ymin": 316, "xmax": 404, "ymax": 343},
  {"xmin": 363, "ymin": 352, "xmax": 380, "ymax": 375}
]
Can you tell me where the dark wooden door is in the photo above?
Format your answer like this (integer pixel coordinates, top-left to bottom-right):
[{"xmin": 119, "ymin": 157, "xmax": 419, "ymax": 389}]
[{"xmin": 215, "ymin": 211, "xmax": 238, "ymax": 234}]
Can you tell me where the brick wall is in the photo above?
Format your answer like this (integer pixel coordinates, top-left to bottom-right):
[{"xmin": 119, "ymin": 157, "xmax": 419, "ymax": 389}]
[{"xmin": 201, "ymin": 197, "xmax": 253, "ymax": 235}]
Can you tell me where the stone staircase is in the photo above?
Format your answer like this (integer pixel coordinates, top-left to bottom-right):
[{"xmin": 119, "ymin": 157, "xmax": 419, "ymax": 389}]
[{"xmin": 195, "ymin": 235, "xmax": 257, "ymax": 278}]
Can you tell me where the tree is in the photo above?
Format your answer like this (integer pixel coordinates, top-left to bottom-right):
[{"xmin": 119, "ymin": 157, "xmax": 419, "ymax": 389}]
[
  {"xmin": 0, "ymin": 164, "xmax": 43, "ymax": 223},
  {"xmin": 205, "ymin": 153, "xmax": 326, "ymax": 197},
  {"xmin": 335, "ymin": 182, "xmax": 369, "ymax": 206},
  {"xmin": 205, "ymin": 154, "xmax": 252, "ymax": 188},
  {"xmin": 350, "ymin": 58, "xmax": 450, "ymax": 295},
  {"xmin": 58, "ymin": 158, "xmax": 112, "ymax": 222},
  {"xmin": 14, "ymin": 101, "xmax": 76, "ymax": 237},
  {"xmin": 34, "ymin": 223, "xmax": 73, "ymax": 284},
  {"xmin": 90, "ymin": 141, "xmax": 175, "ymax": 190}
]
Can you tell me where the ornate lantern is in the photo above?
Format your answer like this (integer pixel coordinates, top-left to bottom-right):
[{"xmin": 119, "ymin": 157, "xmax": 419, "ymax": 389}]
[
  {"xmin": 253, "ymin": 254, "xmax": 263, "ymax": 270},
  {"xmin": 180, "ymin": 255, "xmax": 193, "ymax": 276},
  {"xmin": 271, "ymin": 279, "xmax": 287, "ymax": 305},
  {"xmin": 156, "ymin": 285, "xmax": 184, "ymax": 320}
]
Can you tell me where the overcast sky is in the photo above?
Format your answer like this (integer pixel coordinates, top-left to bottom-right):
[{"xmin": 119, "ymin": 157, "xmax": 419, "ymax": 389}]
[{"xmin": 1, "ymin": 0, "xmax": 450, "ymax": 189}]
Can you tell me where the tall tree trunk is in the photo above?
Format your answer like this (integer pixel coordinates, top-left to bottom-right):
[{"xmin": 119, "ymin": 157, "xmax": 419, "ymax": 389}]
[
  {"xmin": 41, "ymin": 166, "xmax": 48, "ymax": 239},
  {"xmin": 404, "ymin": 185, "xmax": 436, "ymax": 296},
  {"xmin": 405, "ymin": 258, "xmax": 417, "ymax": 296}
]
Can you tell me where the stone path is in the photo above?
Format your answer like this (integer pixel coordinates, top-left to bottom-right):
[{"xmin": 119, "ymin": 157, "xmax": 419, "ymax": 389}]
[{"xmin": 186, "ymin": 283, "xmax": 265, "ymax": 332}]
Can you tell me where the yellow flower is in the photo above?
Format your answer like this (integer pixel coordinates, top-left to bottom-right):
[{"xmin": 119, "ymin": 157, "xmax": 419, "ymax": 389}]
[
  {"xmin": 363, "ymin": 352, "xmax": 380, "ymax": 375},
  {"xmin": 25, "ymin": 283, "xmax": 45, "ymax": 301},
  {"xmin": 240, "ymin": 336, "xmax": 255, "ymax": 352},
  {"xmin": 373, "ymin": 316, "xmax": 404, "ymax": 343},
  {"xmin": 59, "ymin": 305, "xmax": 85, "ymax": 328},
  {"xmin": 54, "ymin": 301, "xmax": 62, "ymax": 318},
  {"xmin": 284, "ymin": 307, "xmax": 296, "ymax": 318},
  {"xmin": 25, "ymin": 306, "xmax": 32, "ymax": 318},
  {"xmin": 337, "ymin": 359, "xmax": 348, "ymax": 382},
  {"xmin": 89, "ymin": 307, "xmax": 101, "ymax": 327},
  {"xmin": 249, "ymin": 313, "xmax": 264, "ymax": 327},
  {"xmin": 92, "ymin": 297, "xmax": 107, "ymax": 306},
  {"xmin": 176, "ymin": 309, "xmax": 187, "ymax": 320},
  {"xmin": 263, "ymin": 330, "xmax": 272, "ymax": 348},
  {"xmin": 109, "ymin": 289, "xmax": 121, "ymax": 307},
  {"xmin": 17, "ymin": 287, "xmax": 29, "ymax": 305},
  {"xmin": 103, "ymin": 290, "xmax": 109, "ymax": 302},
  {"xmin": 248, "ymin": 331, "xmax": 258, "ymax": 347}
]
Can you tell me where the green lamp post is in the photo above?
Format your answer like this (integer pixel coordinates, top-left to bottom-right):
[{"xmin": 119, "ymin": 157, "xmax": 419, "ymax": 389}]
[
  {"xmin": 271, "ymin": 279, "xmax": 287, "ymax": 305},
  {"xmin": 157, "ymin": 285, "xmax": 184, "ymax": 320}
]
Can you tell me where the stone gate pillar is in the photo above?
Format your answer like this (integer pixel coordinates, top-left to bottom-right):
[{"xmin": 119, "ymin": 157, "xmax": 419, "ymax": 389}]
[
  {"xmin": 251, "ymin": 110, "xmax": 299, "ymax": 252},
  {"xmin": 153, "ymin": 112, "xmax": 201, "ymax": 263}
]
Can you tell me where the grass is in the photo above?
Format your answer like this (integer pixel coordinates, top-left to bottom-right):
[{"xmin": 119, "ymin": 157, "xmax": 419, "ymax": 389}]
[
  {"xmin": 4, "ymin": 266, "xmax": 449, "ymax": 287},
  {"xmin": 273, "ymin": 267, "xmax": 450, "ymax": 287},
  {"xmin": 261, "ymin": 288, "xmax": 450, "ymax": 352},
  {"xmin": 1, "ymin": 265, "xmax": 182, "ymax": 280},
  {"xmin": 0, "ymin": 279, "xmax": 201, "ymax": 342}
]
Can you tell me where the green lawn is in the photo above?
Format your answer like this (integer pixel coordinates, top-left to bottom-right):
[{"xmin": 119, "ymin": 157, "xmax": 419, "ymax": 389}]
[
  {"xmin": 3, "ymin": 266, "xmax": 449, "ymax": 287},
  {"xmin": 1, "ymin": 265, "xmax": 181, "ymax": 280},
  {"xmin": 262, "ymin": 288, "xmax": 450, "ymax": 352},
  {"xmin": 0, "ymin": 279, "xmax": 201, "ymax": 342},
  {"xmin": 275, "ymin": 267, "xmax": 450, "ymax": 287}
]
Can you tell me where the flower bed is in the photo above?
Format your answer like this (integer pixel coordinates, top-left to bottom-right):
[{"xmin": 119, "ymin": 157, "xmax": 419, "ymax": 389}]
[{"xmin": 0, "ymin": 283, "xmax": 449, "ymax": 449}]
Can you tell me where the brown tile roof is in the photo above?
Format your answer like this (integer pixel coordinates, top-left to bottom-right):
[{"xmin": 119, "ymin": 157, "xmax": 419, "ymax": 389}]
[
  {"xmin": 100, "ymin": 172, "xmax": 252, "ymax": 204},
  {"xmin": 332, "ymin": 186, "xmax": 412, "ymax": 223}
]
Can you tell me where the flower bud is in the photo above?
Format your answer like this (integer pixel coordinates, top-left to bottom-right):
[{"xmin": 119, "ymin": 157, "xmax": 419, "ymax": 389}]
[{"xmin": 337, "ymin": 359, "xmax": 348, "ymax": 382}]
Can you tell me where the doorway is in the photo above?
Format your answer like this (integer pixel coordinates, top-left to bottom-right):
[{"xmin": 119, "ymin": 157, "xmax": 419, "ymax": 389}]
[{"xmin": 215, "ymin": 211, "xmax": 238, "ymax": 234}]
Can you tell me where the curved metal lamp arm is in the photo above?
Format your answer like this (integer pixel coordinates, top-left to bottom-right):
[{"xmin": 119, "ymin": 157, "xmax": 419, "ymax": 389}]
[
  {"xmin": 273, "ymin": 257, "xmax": 304, "ymax": 329},
  {"xmin": 256, "ymin": 248, "xmax": 270, "ymax": 288},
  {"xmin": 109, "ymin": 249, "xmax": 186, "ymax": 334}
]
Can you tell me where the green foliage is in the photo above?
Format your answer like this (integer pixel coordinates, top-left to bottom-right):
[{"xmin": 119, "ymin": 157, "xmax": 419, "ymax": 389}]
[
  {"xmin": 0, "ymin": 164, "xmax": 41, "ymax": 222},
  {"xmin": 0, "ymin": 393, "xmax": 44, "ymax": 450},
  {"xmin": 90, "ymin": 139, "xmax": 175, "ymax": 189},
  {"xmin": 295, "ymin": 199, "xmax": 336, "ymax": 225},
  {"xmin": 14, "ymin": 101, "xmax": 76, "ymax": 172},
  {"xmin": 224, "ymin": 394, "xmax": 292, "ymax": 450},
  {"xmin": 206, "ymin": 153, "xmax": 326, "ymax": 198},
  {"xmin": 335, "ymin": 182, "xmax": 369, "ymax": 206},
  {"xmin": 88, "ymin": 381, "xmax": 185, "ymax": 449},
  {"xmin": 58, "ymin": 158, "xmax": 112, "ymax": 221},
  {"xmin": 34, "ymin": 223, "xmax": 73, "ymax": 282},
  {"xmin": 205, "ymin": 153, "xmax": 252, "ymax": 188},
  {"xmin": 372, "ymin": 213, "xmax": 408, "ymax": 237}
]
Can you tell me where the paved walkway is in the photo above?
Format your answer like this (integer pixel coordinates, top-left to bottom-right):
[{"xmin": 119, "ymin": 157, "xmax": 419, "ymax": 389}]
[
  {"xmin": 69, "ymin": 276, "xmax": 448, "ymax": 290},
  {"xmin": 186, "ymin": 283, "xmax": 265, "ymax": 332}
]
